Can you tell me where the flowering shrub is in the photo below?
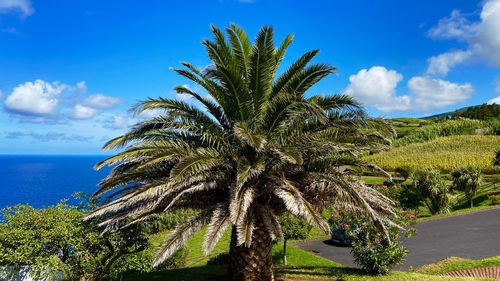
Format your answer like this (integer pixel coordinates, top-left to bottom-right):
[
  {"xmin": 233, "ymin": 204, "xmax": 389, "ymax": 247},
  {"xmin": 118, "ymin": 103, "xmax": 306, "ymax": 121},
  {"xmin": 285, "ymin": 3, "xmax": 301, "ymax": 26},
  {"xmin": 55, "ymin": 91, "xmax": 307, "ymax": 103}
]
[{"xmin": 328, "ymin": 208, "xmax": 417, "ymax": 275}]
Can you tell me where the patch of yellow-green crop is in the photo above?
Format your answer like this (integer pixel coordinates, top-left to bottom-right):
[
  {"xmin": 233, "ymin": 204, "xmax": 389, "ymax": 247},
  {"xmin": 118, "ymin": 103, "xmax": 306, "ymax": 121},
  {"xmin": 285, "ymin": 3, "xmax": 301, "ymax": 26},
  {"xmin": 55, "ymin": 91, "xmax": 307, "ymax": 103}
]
[{"xmin": 363, "ymin": 135, "xmax": 500, "ymax": 174}]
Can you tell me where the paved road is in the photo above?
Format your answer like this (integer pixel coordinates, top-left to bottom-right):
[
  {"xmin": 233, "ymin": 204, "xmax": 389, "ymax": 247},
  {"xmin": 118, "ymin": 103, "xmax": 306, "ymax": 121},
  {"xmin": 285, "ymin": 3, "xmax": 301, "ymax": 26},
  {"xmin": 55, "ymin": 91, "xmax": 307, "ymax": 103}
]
[{"xmin": 295, "ymin": 207, "xmax": 500, "ymax": 270}]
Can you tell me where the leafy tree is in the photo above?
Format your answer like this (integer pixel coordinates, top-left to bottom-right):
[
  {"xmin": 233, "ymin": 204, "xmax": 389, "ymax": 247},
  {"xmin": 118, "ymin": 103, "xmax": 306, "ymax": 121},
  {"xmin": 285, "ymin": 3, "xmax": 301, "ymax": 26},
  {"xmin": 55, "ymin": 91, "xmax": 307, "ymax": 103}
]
[
  {"xmin": 395, "ymin": 165, "xmax": 413, "ymax": 181},
  {"xmin": 279, "ymin": 213, "xmax": 310, "ymax": 265},
  {"xmin": 0, "ymin": 195, "xmax": 150, "ymax": 281},
  {"xmin": 411, "ymin": 169, "xmax": 449, "ymax": 214},
  {"xmin": 451, "ymin": 166, "xmax": 481, "ymax": 208},
  {"xmin": 86, "ymin": 24, "xmax": 398, "ymax": 281},
  {"xmin": 494, "ymin": 150, "xmax": 500, "ymax": 166}
]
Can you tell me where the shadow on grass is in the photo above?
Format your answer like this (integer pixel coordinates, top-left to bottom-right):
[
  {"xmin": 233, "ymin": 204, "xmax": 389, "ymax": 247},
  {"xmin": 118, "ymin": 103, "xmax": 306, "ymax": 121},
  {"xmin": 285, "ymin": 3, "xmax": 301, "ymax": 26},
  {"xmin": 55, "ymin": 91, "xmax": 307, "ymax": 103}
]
[
  {"xmin": 111, "ymin": 264, "xmax": 229, "ymax": 281},
  {"xmin": 453, "ymin": 190, "xmax": 500, "ymax": 210},
  {"xmin": 275, "ymin": 265, "xmax": 367, "ymax": 280}
]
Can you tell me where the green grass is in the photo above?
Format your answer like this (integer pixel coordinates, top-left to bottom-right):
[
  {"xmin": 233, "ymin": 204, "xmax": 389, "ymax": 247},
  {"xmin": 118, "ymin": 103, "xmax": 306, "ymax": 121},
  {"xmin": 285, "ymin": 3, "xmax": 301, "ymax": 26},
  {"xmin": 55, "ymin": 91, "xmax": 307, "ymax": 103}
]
[
  {"xmin": 118, "ymin": 245, "xmax": 495, "ymax": 280},
  {"xmin": 415, "ymin": 256, "xmax": 500, "ymax": 275}
]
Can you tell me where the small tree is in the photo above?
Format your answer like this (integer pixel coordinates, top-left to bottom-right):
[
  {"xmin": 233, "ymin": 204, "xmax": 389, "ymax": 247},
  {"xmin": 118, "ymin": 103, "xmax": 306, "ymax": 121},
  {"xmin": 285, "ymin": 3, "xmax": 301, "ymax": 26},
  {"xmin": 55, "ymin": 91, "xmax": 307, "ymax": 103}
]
[
  {"xmin": 411, "ymin": 168, "xmax": 450, "ymax": 214},
  {"xmin": 451, "ymin": 166, "xmax": 481, "ymax": 208},
  {"xmin": 279, "ymin": 214, "xmax": 310, "ymax": 265},
  {"xmin": 395, "ymin": 165, "xmax": 413, "ymax": 181}
]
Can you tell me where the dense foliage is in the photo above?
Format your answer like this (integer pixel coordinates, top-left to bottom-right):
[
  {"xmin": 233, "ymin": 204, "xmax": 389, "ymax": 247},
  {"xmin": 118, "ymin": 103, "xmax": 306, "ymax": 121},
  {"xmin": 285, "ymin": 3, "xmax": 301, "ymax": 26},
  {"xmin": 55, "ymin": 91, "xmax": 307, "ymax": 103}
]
[
  {"xmin": 451, "ymin": 166, "xmax": 481, "ymax": 208},
  {"xmin": 363, "ymin": 135, "xmax": 500, "ymax": 174},
  {"xmin": 0, "ymin": 195, "xmax": 150, "ymax": 281},
  {"xmin": 453, "ymin": 103, "xmax": 500, "ymax": 120},
  {"xmin": 411, "ymin": 169, "xmax": 450, "ymax": 215},
  {"xmin": 279, "ymin": 213, "xmax": 310, "ymax": 265},
  {"xmin": 85, "ymin": 24, "xmax": 399, "ymax": 280},
  {"xmin": 395, "ymin": 165, "xmax": 413, "ymax": 181}
]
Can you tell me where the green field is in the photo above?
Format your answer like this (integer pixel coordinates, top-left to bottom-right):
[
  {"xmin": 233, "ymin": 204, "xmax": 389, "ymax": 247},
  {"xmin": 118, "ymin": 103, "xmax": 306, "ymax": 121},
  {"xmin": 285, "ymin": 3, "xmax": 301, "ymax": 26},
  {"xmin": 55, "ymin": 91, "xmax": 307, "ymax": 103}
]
[{"xmin": 363, "ymin": 135, "xmax": 500, "ymax": 174}]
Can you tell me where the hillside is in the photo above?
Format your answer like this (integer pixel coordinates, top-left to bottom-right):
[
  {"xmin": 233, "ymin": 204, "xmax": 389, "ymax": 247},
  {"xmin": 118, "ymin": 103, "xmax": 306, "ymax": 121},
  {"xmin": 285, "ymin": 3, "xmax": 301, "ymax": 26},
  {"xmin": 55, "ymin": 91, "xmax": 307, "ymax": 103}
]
[
  {"xmin": 421, "ymin": 105, "xmax": 479, "ymax": 120},
  {"xmin": 363, "ymin": 135, "xmax": 500, "ymax": 174}
]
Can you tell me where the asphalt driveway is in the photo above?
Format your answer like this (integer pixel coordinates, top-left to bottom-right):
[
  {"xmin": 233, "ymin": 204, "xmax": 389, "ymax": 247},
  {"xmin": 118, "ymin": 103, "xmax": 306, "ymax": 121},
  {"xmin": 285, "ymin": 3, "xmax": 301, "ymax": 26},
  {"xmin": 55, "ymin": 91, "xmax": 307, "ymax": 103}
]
[{"xmin": 294, "ymin": 207, "xmax": 500, "ymax": 270}]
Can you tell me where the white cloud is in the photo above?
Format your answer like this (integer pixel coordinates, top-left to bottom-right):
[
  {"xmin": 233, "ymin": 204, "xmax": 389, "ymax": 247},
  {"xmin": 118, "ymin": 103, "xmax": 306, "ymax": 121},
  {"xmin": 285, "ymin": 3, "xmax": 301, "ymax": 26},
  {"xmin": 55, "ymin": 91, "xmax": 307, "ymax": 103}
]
[
  {"xmin": 136, "ymin": 108, "xmax": 163, "ymax": 119},
  {"xmin": 408, "ymin": 76, "xmax": 474, "ymax": 110},
  {"xmin": 0, "ymin": 0, "xmax": 34, "ymax": 16},
  {"xmin": 343, "ymin": 66, "xmax": 411, "ymax": 112},
  {"xmin": 344, "ymin": 67, "xmax": 475, "ymax": 112},
  {"xmin": 104, "ymin": 114, "xmax": 129, "ymax": 130},
  {"xmin": 4, "ymin": 79, "xmax": 66, "ymax": 116},
  {"xmin": 426, "ymin": 49, "xmax": 472, "ymax": 76},
  {"xmin": 70, "ymin": 104, "xmax": 98, "ymax": 119},
  {"xmin": 69, "ymin": 87, "xmax": 122, "ymax": 120},
  {"xmin": 427, "ymin": 10, "xmax": 476, "ymax": 40},
  {"xmin": 473, "ymin": 0, "xmax": 500, "ymax": 65},
  {"xmin": 428, "ymin": 0, "xmax": 500, "ymax": 67},
  {"xmin": 82, "ymin": 93, "xmax": 122, "ymax": 109},
  {"xmin": 487, "ymin": 96, "xmax": 500, "ymax": 104}
]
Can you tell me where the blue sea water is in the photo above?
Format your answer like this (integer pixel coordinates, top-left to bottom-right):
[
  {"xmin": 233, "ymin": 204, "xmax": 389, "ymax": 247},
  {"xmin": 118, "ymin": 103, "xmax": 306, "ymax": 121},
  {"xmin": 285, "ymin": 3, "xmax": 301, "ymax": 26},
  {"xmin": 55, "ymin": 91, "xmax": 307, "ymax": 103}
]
[{"xmin": 0, "ymin": 155, "xmax": 111, "ymax": 209}]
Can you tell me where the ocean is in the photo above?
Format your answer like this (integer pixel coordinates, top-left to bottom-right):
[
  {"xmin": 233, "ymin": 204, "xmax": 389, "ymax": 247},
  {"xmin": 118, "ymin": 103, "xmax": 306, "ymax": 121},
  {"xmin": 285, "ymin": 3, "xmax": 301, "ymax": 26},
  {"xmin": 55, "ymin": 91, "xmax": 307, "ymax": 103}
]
[{"xmin": 0, "ymin": 155, "xmax": 111, "ymax": 209}]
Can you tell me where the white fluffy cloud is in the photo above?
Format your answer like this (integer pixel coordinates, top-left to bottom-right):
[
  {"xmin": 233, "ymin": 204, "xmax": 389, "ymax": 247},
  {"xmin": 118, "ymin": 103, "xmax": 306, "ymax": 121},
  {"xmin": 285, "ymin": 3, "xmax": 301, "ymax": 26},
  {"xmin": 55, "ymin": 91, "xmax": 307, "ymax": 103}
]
[
  {"xmin": 82, "ymin": 93, "xmax": 122, "ymax": 109},
  {"xmin": 69, "ymin": 87, "xmax": 122, "ymax": 120},
  {"xmin": 343, "ymin": 66, "xmax": 411, "ymax": 112},
  {"xmin": 0, "ymin": 0, "xmax": 34, "ymax": 16},
  {"xmin": 426, "ymin": 49, "xmax": 472, "ymax": 76},
  {"xmin": 408, "ymin": 76, "xmax": 474, "ymax": 110},
  {"xmin": 104, "ymin": 114, "xmax": 129, "ymax": 130},
  {"xmin": 428, "ymin": 0, "xmax": 500, "ymax": 67},
  {"xmin": 344, "ymin": 67, "xmax": 474, "ymax": 112},
  {"xmin": 70, "ymin": 104, "xmax": 99, "ymax": 119},
  {"xmin": 4, "ymin": 80, "xmax": 66, "ymax": 116},
  {"xmin": 488, "ymin": 96, "xmax": 500, "ymax": 104},
  {"xmin": 3, "ymin": 79, "xmax": 123, "ymax": 122}
]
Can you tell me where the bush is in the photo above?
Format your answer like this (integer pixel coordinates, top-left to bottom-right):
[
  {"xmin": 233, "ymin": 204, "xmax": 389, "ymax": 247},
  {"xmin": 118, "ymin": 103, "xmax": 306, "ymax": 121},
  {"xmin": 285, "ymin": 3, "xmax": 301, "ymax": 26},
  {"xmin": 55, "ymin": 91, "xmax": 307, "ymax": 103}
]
[
  {"xmin": 328, "ymin": 208, "xmax": 417, "ymax": 275},
  {"xmin": 451, "ymin": 166, "xmax": 481, "ymax": 208},
  {"xmin": 0, "ymin": 194, "xmax": 151, "ymax": 281},
  {"xmin": 489, "ymin": 194, "xmax": 500, "ymax": 205},
  {"xmin": 395, "ymin": 165, "xmax": 414, "ymax": 181},
  {"xmin": 207, "ymin": 252, "xmax": 230, "ymax": 265},
  {"xmin": 411, "ymin": 168, "xmax": 450, "ymax": 214}
]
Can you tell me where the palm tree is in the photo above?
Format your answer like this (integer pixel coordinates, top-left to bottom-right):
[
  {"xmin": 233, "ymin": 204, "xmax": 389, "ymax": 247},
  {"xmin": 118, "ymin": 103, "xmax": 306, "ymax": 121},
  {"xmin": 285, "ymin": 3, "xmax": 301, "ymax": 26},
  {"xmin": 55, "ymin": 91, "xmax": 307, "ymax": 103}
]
[{"xmin": 85, "ymin": 24, "xmax": 397, "ymax": 281}]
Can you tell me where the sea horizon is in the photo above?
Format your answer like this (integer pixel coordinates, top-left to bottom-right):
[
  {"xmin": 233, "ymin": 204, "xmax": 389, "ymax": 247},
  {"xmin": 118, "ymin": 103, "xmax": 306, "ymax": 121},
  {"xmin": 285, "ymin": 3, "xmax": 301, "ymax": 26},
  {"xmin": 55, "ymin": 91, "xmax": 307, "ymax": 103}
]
[{"xmin": 0, "ymin": 154, "xmax": 112, "ymax": 209}]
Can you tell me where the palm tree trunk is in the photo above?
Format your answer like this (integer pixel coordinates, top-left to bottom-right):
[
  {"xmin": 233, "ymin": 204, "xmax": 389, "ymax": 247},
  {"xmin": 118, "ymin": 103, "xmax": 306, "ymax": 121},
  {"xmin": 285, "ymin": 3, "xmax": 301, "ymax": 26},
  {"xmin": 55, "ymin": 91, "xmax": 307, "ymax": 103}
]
[{"xmin": 229, "ymin": 223, "xmax": 274, "ymax": 281}]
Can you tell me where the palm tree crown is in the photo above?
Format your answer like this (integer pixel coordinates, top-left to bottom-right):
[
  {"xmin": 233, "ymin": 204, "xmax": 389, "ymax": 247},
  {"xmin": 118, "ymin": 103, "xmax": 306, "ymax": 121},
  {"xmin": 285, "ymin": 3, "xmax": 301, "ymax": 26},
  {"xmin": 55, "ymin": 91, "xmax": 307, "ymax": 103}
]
[{"xmin": 86, "ymin": 24, "xmax": 396, "ymax": 270}]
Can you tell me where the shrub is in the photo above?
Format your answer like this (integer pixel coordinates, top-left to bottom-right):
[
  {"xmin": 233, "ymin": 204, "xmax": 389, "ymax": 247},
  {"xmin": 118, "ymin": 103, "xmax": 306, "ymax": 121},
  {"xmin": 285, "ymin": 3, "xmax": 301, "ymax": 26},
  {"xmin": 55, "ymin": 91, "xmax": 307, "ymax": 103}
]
[
  {"xmin": 395, "ymin": 165, "xmax": 414, "ymax": 181},
  {"xmin": 494, "ymin": 150, "xmax": 500, "ymax": 166},
  {"xmin": 489, "ymin": 194, "xmax": 500, "ymax": 205},
  {"xmin": 0, "ymin": 194, "xmax": 151, "ymax": 281},
  {"xmin": 329, "ymin": 208, "xmax": 416, "ymax": 275},
  {"xmin": 411, "ymin": 168, "xmax": 450, "ymax": 214},
  {"xmin": 451, "ymin": 165, "xmax": 481, "ymax": 208}
]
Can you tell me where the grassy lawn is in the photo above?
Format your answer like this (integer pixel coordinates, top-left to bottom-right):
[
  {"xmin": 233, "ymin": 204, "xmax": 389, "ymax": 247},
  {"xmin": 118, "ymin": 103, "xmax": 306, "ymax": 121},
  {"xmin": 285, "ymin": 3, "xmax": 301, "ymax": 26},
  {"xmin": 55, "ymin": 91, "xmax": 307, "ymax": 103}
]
[
  {"xmin": 118, "ymin": 244, "xmax": 497, "ymax": 280},
  {"xmin": 415, "ymin": 256, "xmax": 500, "ymax": 275}
]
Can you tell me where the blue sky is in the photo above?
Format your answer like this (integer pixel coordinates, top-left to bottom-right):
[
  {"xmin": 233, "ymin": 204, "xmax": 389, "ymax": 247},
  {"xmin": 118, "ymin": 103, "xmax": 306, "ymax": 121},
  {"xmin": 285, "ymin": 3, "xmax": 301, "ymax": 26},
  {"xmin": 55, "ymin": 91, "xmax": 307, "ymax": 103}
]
[{"xmin": 1, "ymin": 0, "xmax": 499, "ymax": 154}]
